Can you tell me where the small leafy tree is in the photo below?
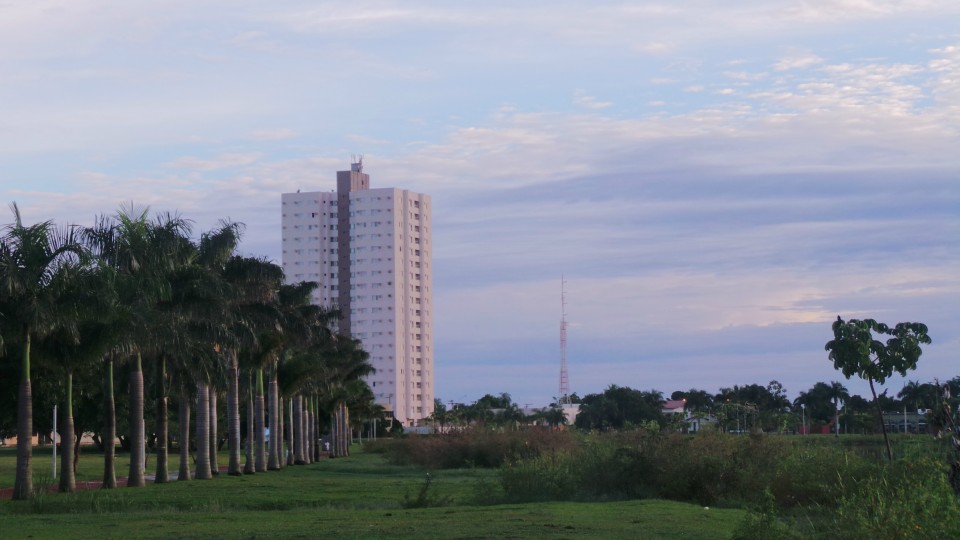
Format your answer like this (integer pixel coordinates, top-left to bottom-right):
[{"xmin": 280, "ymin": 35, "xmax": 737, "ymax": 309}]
[{"xmin": 825, "ymin": 316, "xmax": 931, "ymax": 461}]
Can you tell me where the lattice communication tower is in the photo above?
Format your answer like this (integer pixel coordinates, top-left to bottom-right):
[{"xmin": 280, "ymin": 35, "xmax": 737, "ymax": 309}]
[{"xmin": 559, "ymin": 277, "xmax": 570, "ymax": 404}]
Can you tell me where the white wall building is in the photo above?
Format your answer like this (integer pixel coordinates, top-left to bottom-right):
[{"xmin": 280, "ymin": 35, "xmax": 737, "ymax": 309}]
[{"xmin": 281, "ymin": 162, "xmax": 434, "ymax": 426}]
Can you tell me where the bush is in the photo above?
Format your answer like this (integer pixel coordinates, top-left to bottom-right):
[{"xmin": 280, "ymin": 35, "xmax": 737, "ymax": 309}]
[
  {"xmin": 382, "ymin": 427, "xmax": 960, "ymax": 535},
  {"xmin": 769, "ymin": 443, "xmax": 874, "ymax": 507},
  {"xmin": 730, "ymin": 489, "xmax": 802, "ymax": 540},
  {"xmin": 827, "ymin": 459, "xmax": 960, "ymax": 539},
  {"xmin": 497, "ymin": 430, "xmax": 891, "ymax": 509},
  {"xmin": 369, "ymin": 428, "xmax": 578, "ymax": 469},
  {"xmin": 499, "ymin": 452, "xmax": 579, "ymax": 502},
  {"xmin": 400, "ymin": 473, "xmax": 452, "ymax": 509}
]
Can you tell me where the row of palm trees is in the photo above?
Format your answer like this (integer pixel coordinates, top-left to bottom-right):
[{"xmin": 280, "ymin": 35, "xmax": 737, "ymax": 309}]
[{"xmin": 0, "ymin": 203, "xmax": 377, "ymax": 500}]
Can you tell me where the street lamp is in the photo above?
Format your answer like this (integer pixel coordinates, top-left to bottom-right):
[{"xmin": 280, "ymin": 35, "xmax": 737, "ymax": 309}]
[
  {"xmin": 801, "ymin": 404, "xmax": 806, "ymax": 435},
  {"xmin": 835, "ymin": 399, "xmax": 842, "ymax": 437}
]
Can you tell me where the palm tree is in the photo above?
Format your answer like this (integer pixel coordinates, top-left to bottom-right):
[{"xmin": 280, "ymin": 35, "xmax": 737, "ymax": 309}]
[
  {"xmin": 219, "ymin": 256, "xmax": 283, "ymax": 475},
  {"xmin": 898, "ymin": 380, "xmax": 939, "ymax": 411},
  {"xmin": 176, "ymin": 221, "xmax": 247, "ymax": 480},
  {"xmin": 319, "ymin": 336, "xmax": 374, "ymax": 458},
  {"xmin": 269, "ymin": 282, "xmax": 329, "ymax": 467},
  {"xmin": 83, "ymin": 206, "xmax": 193, "ymax": 488},
  {"xmin": 827, "ymin": 382, "xmax": 850, "ymax": 435},
  {"xmin": 428, "ymin": 399, "xmax": 450, "ymax": 434},
  {"xmin": 32, "ymin": 262, "xmax": 114, "ymax": 493},
  {"xmin": 543, "ymin": 406, "xmax": 568, "ymax": 430},
  {"xmin": 0, "ymin": 203, "xmax": 85, "ymax": 500}
]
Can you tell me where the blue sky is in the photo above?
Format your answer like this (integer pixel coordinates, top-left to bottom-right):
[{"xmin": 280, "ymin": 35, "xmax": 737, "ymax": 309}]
[{"xmin": 2, "ymin": 1, "xmax": 958, "ymax": 407}]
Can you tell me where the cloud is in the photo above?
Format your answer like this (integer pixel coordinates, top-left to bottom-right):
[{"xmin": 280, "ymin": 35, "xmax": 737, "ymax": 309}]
[
  {"xmin": 635, "ymin": 41, "xmax": 672, "ymax": 55},
  {"xmin": 346, "ymin": 134, "xmax": 390, "ymax": 146},
  {"xmin": 249, "ymin": 128, "xmax": 299, "ymax": 141},
  {"xmin": 573, "ymin": 90, "xmax": 613, "ymax": 109},
  {"xmin": 774, "ymin": 51, "xmax": 824, "ymax": 71},
  {"xmin": 166, "ymin": 153, "xmax": 263, "ymax": 171}
]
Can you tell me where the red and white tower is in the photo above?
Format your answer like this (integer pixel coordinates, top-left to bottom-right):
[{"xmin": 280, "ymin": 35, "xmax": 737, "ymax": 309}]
[{"xmin": 559, "ymin": 277, "xmax": 570, "ymax": 404}]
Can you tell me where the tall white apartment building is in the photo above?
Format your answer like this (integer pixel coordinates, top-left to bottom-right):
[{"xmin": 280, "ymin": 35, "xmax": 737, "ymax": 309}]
[{"xmin": 281, "ymin": 162, "xmax": 434, "ymax": 426}]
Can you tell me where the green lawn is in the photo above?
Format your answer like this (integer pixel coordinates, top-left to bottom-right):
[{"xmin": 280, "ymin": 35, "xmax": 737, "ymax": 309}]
[{"xmin": 0, "ymin": 446, "xmax": 744, "ymax": 539}]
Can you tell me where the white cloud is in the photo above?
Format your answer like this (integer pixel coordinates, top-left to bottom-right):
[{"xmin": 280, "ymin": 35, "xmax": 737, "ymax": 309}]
[
  {"xmin": 249, "ymin": 128, "xmax": 299, "ymax": 141},
  {"xmin": 774, "ymin": 51, "xmax": 824, "ymax": 71},
  {"xmin": 635, "ymin": 41, "xmax": 672, "ymax": 55},
  {"xmin": 346, "ymin": 134, "xmax": 390, "ymax": 146},
  {"xmin": 166, "ymin": 153, "xmax": 262, "ymax": 171},
  {"xmin": 573, "ymin": 90, "xmax": 613, "ymax": 109}
]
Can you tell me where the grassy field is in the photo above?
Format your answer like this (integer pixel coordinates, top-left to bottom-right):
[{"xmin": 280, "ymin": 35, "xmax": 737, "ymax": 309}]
[{"xmin": 0, "ymin": 446, "xmax": 744, "ymax": 539}]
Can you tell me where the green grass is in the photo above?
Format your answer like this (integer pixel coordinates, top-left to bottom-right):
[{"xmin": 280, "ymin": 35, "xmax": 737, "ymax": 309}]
[
  {"xmin": 2, "ymin": 500, "xmax": 741, "ymax": 539},
  {"xmin": 0, "ymin": 446, "xmax": 745, "ymax": 539}
]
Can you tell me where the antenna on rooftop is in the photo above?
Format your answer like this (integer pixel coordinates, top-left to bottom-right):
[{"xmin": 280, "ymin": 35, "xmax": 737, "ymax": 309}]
[
  {"xmin": 351, "ymin": 154, "xmax": 364, "ymax": 173},
  {"xmin": 559, "ymin": 276, "xmax": 570, "ymax": 405}
]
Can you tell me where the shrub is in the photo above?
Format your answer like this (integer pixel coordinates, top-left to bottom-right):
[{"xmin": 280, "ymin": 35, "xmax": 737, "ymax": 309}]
[
  {"xmin": 729, "ymin": 489, "xmax": 802, "ymax": 540},
  {"xmin": 400, "ymin": 473, "xmax": 452, "ymax": 509},
  {"xmin": 768, "ymin": 443, "xmax": 875, "ymax": 508},
  {"xmin": 499, "ymin": 451, "xmax": 579, "ymax": 502},
  {"xmin": 370, "ymin": 428, "xmax": 578, "ymax": 469},
  {"xmin": 827, "ymin": 459, "xmax": 960, "ymax": 539}
]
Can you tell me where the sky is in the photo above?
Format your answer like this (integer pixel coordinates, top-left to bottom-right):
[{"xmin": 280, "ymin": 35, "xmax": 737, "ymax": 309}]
[{"xmin": 2, "ymin": 1, "xmax": 958, "ymax": 408}]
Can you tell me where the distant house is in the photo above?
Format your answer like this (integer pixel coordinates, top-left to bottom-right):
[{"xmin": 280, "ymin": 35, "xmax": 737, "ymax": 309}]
[
  {"xmin": 686, "ymin": 413, "xmax": 718, "ymax": 433},
  {"xmin": 881, "ymin": 409, "xmax": 929, "ymax": 434},
  {"xmin": 661, "ymin": 400, "xmax": 686, "ymax": 416},
  {"xmin": 661, "ymin": 400, "xmax": 720, "ymax": 433}
]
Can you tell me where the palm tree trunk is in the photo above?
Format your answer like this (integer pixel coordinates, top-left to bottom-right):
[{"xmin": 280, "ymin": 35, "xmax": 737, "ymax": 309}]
[
  {"xmin": 320, "ymin": 398, "xmax": 326, "ymax": 457},
  {"xmin": 341, "ymin": 402, "xmax": 349, "ymax": 457},
  {"xmin": 255, "ymin": 368, "xmax": 266, "ymax": 472},
  {"xmin": 278, "ymin": 395, "xmax": 285, "ymax": 468},
  {"xmin": 195, "ymin": 382, "xmax": 212, "ymax": 480},
  {"xmin": 338, "ymin": 403, "xmax": 345, "ymax": 458},
  {"xmin": 227, "ymin": 349, "xmax": 241, "ymax": 475},
  {"xmin": 154, "ymin": 357, "xmax": 169, "ymax": 484},
  {"xmin": 293, "ymin": 395, "xmax": 304, "ymax": 464},
  {"xmin": 313, "ymin": 396, "xmax": 321, "ymax": 462},
  {"xmin": 286, "ymin": 397, "xmax": 295, "ymax": 466},
  {"xmin": 244, "ymin": 371, "xmax": 254, "ymax": 474},
  {"xmin": 178, "ymin": 389, "xmax": 191, "ymax": 481},
  {"xmin": 13, "ymin": 333, "xmax": 33, "ymax": 500},
  {"xmin": 333, "ymin": 403, "xmax": 342, "ymax": 458},
  {"xmin": 209, "ymin": 388, "xmax": 219, "ymax": 475},
  {"xmin": 59, "ymin": 371, "xmax": 76, "ymax": 493},
  {"xmin": 305, "ymin": 397, "xmax": 313, "ymax": 464},
  {"xmin": 127, "ymin": 352, "xmax": 146, "ymax": 488},
  {"xmin": 268, "ymin": 364, "xmax": 280, "ymax": 470},
  {"xmin": 103, "ymin": 356, "xmax": 117, "ymax": 488},
  {"xmin": 330, "ymin": 412, "xmax": 337, "ymax": 457}
]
